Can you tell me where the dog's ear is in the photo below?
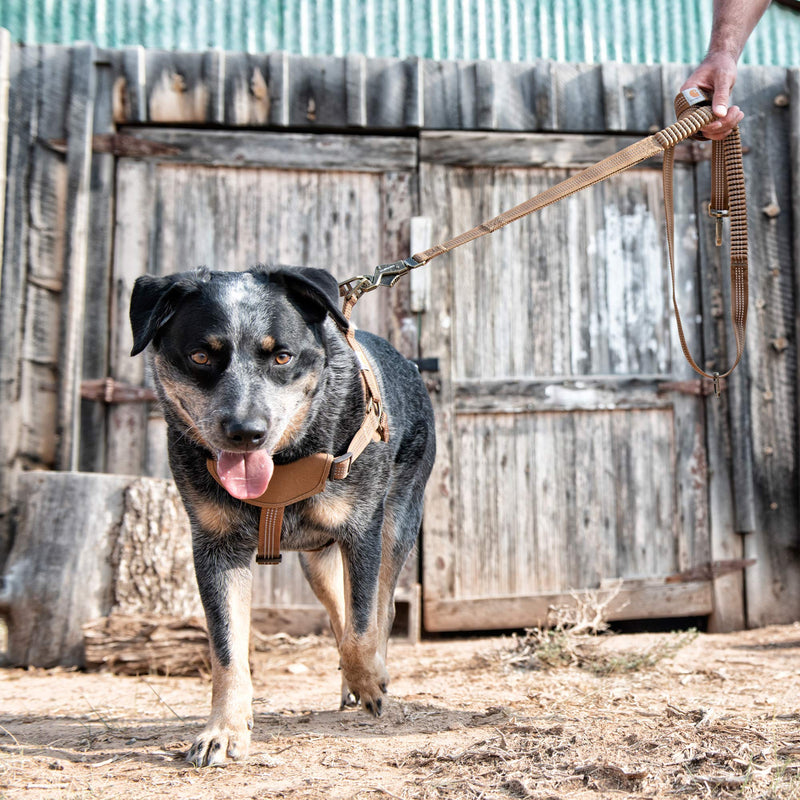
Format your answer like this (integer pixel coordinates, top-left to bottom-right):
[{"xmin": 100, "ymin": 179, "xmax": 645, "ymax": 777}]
[
  {"xmin": 267, "ymin": 267, "xmax": 349, "ymax": 329},
  {"xmin": 129, "ymin": 274, "xmax": 198, "ymax": 356}
]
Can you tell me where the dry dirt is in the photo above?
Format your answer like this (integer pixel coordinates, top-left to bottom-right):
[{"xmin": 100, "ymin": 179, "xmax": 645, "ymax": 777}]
[{"xmin": 1, "ymin": 623, "xmax": 799, "ymax": 800}]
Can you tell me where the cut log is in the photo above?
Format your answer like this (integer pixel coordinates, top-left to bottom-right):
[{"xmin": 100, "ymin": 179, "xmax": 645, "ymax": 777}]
[
  {"xmin": 83, "ymin": 613, "xmax": 209, "ymax": 676},
  {"xmin": 0, "ymin": 471, "xmax": 199, "ymax": 668}
]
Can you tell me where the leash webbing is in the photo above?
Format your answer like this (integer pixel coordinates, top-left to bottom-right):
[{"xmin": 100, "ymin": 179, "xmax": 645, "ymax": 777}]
[{"xmin": 341, "ymin": 90, "xmax": 749, "ymax": 389}]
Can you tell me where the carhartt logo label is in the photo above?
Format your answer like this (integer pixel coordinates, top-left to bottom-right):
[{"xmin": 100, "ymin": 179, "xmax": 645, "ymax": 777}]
[{"xmin": 682, "ymin": 87, "xmax": 706, "ymax": 105}]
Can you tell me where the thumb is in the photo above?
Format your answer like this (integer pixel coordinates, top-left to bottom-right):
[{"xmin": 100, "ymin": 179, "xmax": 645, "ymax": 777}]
[{"xmin": 711, "ymin": 80, "xmax": 733, "ymax": 118}]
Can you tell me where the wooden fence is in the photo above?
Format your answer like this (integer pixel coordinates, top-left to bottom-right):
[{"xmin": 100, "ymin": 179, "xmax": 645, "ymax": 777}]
[{"xmin": 1, "ymin": 37, "xmax": 799, "ymax": 633}]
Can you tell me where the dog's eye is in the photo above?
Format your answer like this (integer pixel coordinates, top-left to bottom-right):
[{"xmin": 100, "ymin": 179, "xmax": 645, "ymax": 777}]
[
  {"xmin": 189, "ymin": 350, "xmax": 210, "ymax": 366},
  {"xmin": 274, "ymin": 352, "xmax": 293, "ymax": 366}
]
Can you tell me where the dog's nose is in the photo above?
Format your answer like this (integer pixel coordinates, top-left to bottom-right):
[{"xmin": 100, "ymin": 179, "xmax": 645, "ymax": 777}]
[{"xmin": 221, "ymin": 417, "xmax": 268, "ymax": 448}]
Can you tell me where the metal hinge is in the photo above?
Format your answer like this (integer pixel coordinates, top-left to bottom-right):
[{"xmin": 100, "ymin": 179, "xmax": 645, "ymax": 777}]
[
  {"xmin": 47, "ymin": 134, "xmax": 181, "ymax": 158},
  {"xmin": 81, "ymin": 378, "xmax": 157, "ymax": 404},
  {"xmin": 658, "ymin": 378, "xmax": 726, "ymax": 397}
]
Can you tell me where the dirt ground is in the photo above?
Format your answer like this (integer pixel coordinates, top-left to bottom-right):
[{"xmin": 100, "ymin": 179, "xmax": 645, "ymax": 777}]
[{"xmin": 1, "ymin": 623, "xmax": 799, "ymax": 800}]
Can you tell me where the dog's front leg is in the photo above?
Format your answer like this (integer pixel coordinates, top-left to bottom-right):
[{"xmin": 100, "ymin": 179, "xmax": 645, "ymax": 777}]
[
  {"xmin": 187, "ymin": 539, "xmax": 254, "ymax": 767},
  {"xmin": 339, "ymin": 536, "xmax": 390, "ymax": 717}
]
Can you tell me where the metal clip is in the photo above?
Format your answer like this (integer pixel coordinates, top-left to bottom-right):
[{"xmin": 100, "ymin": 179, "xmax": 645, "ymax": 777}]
[
  {"xmin": 339, "ymin": 256, "xmax": 423, "ymax": 301},
  {"xmin": 707, "ymin": 204, "xmax": 729, "ymax": 247},
  {"xmin": 713, "ymin": 372, "xmax": 721, "ymax": 398}
]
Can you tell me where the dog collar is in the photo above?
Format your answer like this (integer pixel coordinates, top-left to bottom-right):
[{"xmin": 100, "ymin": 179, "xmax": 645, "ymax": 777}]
[{"xmin": 206, "ymin": 326, "xmax": 389, "ymax": 565}]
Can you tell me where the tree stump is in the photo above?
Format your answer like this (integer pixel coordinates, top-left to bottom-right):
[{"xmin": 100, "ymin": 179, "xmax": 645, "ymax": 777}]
[{"xmin": 0, "ymin": 471, "xmax": 201, "ymax": 668}]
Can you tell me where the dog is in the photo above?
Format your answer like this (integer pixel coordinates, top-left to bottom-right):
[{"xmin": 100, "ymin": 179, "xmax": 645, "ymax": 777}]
[{"xmin": 129, "ymin": 265, "xmax": 435, "ymax": 766}]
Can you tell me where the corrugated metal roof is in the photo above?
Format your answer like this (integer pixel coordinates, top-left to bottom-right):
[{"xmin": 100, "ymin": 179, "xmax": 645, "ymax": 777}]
[{"xmin": 1, "ymin": 0, "xmax": 797, "ymax": 66}]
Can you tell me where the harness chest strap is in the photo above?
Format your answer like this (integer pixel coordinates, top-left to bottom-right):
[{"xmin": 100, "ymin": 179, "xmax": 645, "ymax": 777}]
[{"xmin": 206, "ymin": 333, "xmax": 389, "ymax": 565}]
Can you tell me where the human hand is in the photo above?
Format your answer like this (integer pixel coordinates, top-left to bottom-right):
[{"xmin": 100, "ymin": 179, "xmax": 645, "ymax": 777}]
[{"xmin": 681, "ymin": 51, "xmax": 745, "ymax": 140}]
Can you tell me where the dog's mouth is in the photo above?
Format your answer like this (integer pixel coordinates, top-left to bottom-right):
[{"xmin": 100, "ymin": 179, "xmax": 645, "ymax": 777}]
[{"xmin": 216, "ymin": 450, "xmax": 275, "ymax": 500}]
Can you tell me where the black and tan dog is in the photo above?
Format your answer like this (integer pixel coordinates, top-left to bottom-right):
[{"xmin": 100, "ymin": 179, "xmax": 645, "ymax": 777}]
[{"xmin": 129, "ymin": 265, "xmax": 435, "ymax": 766}]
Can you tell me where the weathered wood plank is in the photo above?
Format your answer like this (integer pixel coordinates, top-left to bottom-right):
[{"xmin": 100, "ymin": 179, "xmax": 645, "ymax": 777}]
[
  {"xmin": 223, "ymin": 52, "xmax": 270, "ymax": 126},
  {"xmin": 366, "ymin": 56, "xmax": 423, "ymax": 129},
  {"xmin": 601, "ymin": 61, "xmax": 664, "ymax": 133},
  {"xmin": 424, "ymin": 581, "xmax": 714, "ymax": 633},
  {"xmin": 119, "ymin": 46, "xmax": 147, "ymax": 123},
  {"xmin": 146, "ymin": 49, "xmax": 212, "ymax": 123},
  {"xmin": 421, "ymin": 131, "xmax": 669, "ymax": 168},
  {"xmin": 0, "ymin": 44, "xmax": 39, "ymax": 553},
  {"xmin": 733, "ymin": 66, "xmax": 799, "ymax": 627},
  {"xmin": 453, "ymin": 377, "xmax": 678, "ymax": 413},
  {"xmin": 105, "ymin": 56, "xmax": 672, "ymax": 135},
  {"xmin": 446, "ymin": 408, "xmax": 678, "ymax": 601},
  {"xmin": 419, "ymin": 160, "xmax": 458, "ymax": 612},
  {"xmin": 0, "ymin": 28, "xmax": 10, "ymax": 298},
  {"xmin": 106, "ymin": 159, "xmax": 157, "ymax": 475},
  {"xmin": 57, "ymin": 44, "xmax": 96, "ymax": 471},
  {"xmin": 667, "ymin": 164, "xmax": 714, "ymax": 605},
  {"xmin": 115, "ymin": 127, "xmax": 417, "ymax": 171},
  {"xmin": 552, "ymin": 63, "xmax": 605, "ymax": 131},
  {"xmin": 79, "ymin": 53, "xmax": 119, "ymax": 473}
]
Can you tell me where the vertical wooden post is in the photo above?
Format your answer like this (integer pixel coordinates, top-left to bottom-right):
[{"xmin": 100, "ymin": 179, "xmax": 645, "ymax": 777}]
[
  {"xmin": 0, "ymin": 28, "xmax": 10, "ymax": 298},
  {"xmin": 56, "ymin": 44, "xmax": 96, "ymax": 471},
  {"xmin": 78, "ymin": 52, "xmax": 119, "ymax": 473},
  {"xmin": 791, "ymin": 68, "xmax": 800, "ymax": 550}
]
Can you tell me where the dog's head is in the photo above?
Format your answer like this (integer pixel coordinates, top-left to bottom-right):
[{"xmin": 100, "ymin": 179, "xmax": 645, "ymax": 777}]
[{"xmin": 129, "ymin": 266, "xmax": 348, "ymax": 500}]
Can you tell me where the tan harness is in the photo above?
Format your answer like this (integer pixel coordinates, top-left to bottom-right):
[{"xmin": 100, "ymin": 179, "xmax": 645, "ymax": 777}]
[{"xmin": 207, "ymin": 323, "xmax": 389, "ymax": 564}]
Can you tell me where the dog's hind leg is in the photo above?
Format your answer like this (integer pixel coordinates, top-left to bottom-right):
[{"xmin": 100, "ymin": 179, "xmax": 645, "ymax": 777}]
[
  {"xmin": 337, "ymin": 520, "xmax": 392, "ymax": 717},
  {"xmin": 186, "ymin": 544, "xmax": 254, "ymax": 767}
]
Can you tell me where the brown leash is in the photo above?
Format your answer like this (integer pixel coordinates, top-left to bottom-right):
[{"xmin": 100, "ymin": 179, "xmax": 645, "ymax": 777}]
[
  {"xmin": 207, "ymin": 327, "xmax": 389, "ymax": 564},
  {"xmin": 208, "ymin": 90, "xmax": 747, "ymax": 565},
  {"xmin": 340, "ymin": 89, "xmax": 748, "ymax": 394}
]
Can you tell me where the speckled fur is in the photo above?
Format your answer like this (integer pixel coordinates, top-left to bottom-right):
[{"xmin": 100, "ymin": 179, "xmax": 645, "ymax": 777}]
[{"xmin": 129, "ymin": 265, "xmax": 435, "ymax": 767}]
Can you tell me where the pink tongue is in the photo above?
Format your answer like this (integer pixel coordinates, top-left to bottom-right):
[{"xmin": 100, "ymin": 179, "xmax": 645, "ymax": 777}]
[{"xmin": 216, "ymin": 450, "xmax": 274, "ymax": 500}]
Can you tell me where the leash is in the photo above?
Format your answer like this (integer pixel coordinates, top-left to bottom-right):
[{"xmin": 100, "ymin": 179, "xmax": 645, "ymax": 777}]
[
  {"xmin": 207, "ymin": 322, "xmax": 389, "ymax": 564},
  {"xmin": 339, "ymin": 89, "xmax": 749, "ymax": 394}
]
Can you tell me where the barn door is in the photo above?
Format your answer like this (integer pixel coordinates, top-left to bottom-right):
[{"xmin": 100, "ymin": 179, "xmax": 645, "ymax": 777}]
[
  {"xmin": 100, "ymin": 129, "xmax": 418, "ymax": 621},
  {"xmin": 419, "ymin": 132, "xmax": 716, "ymax": 632}
]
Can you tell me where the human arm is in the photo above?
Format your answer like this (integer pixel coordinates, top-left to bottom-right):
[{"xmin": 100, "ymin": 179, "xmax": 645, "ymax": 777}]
[{"xmin": 680, "ymin": 0, "xmax": 772, "ymax": 139}]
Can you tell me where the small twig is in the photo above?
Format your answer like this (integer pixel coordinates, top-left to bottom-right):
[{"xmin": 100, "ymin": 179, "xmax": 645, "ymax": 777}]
[
  {"xmin": 82, "ymin": 696, "xmax": 116, "ymax": 732},
  {"xmin": 142, "ymin": 679, "xmax": 185, "ymax": 721},
  {"xmin": 371, "ymin": 786, "xmax": 406, "ymax": 800},
  {"xmin": 0, "ymin": 724, "xmax": 20, "ymax": 747},
  {"xmin": 87, "ymin": 755, "xmax": 124, "ymax": 768}
]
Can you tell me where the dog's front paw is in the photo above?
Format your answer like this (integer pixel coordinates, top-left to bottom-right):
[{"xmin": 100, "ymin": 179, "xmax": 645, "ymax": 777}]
[{"xmin": 186, "ymin": 717, "xmax": 252, "ymax": 767}]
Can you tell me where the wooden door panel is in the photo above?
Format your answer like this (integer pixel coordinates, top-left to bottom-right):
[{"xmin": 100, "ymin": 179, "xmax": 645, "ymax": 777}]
[
  {"xmin": 450, "ymin": 407, "xmax": 676, "ymax": 600},
  {"xmin": 420, "ymin": 133, "xmax": 710, "ymax": 631}
]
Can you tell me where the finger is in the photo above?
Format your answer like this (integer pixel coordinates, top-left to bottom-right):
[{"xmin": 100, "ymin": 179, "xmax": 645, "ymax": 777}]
[{"xmin": 711, "ymin": 82, "xmax": 733, "ymax": 118}]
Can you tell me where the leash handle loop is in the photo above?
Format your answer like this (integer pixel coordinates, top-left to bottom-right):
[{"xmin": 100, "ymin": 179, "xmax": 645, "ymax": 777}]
[{"xmin": 663, "ymin": 90, "xmax": 748, "ymax": 385}]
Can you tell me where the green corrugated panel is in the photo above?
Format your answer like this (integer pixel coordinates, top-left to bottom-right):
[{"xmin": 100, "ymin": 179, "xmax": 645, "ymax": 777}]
[{"xmin": 1, "ymin": 0, "xmax": 797, "ymax": 65}]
